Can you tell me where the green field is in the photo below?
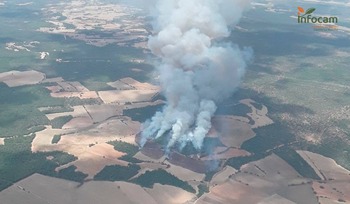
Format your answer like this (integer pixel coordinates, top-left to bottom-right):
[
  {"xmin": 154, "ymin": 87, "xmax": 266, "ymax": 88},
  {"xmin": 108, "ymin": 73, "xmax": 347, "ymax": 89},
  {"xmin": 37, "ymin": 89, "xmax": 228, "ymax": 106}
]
[
  {"xmin": 51, "ymin": 116, "xmax": 73, "ymax": 129},
  {"xmin": 123, "ymin": 104, "xmax": 164, "ymax": 123},
  {"xmin": 56, "ymin": 165, "xmax": 88, "ymax": 183},
  {"xmin": 0, "ymin": 135, "xmax": 77, "ymax": 191},
  {"xmin": 0, "ymin": 0, "xmax": 154, "ymax": 191},
  {"xmin": 94, "ymin": 164, "xmax": 140, "ymax": 181},
  {"xmin": 0, "ymin": 84, "xmax": 63, "ymax": 137},
  {"xmin": 51, "ymin": 134, "xmax": 62, "ymax": 144},
  {"xmin": 131, "ymin": 169, "xmax": 195, "ymax": 193},
  {"xmin": 108, "ymin": 140, "xmax": 143, "ymax": 163}
]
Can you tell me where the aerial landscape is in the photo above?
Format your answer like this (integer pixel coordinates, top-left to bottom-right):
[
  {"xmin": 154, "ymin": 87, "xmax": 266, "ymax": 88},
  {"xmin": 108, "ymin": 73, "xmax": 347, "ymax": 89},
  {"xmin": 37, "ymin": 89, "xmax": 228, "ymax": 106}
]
[{"xmin": 0, "ymin": 0, "xmax": 350, "ymax": 203}]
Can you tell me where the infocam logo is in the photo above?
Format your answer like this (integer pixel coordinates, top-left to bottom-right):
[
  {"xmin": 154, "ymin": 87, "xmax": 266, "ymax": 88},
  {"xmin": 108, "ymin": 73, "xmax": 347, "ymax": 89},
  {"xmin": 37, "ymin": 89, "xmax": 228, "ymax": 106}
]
[{"xmin": 297, "ymin": 7, "xmax": 338, "ymax": 24}]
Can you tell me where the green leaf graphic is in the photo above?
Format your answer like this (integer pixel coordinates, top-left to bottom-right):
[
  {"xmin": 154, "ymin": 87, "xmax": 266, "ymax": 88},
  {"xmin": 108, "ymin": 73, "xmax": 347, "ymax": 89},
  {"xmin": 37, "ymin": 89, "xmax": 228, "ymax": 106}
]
[{"xmin": 303, "ymin": 8, "xmax": 316, "ymax": 16}]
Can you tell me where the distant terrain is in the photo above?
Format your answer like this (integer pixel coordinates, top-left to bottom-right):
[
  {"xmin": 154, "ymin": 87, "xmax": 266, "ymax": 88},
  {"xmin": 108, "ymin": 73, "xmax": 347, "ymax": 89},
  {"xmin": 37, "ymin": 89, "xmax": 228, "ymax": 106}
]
[{"xmin": 0, "ymin": 0, "xmax": 350, "ymax": 204}]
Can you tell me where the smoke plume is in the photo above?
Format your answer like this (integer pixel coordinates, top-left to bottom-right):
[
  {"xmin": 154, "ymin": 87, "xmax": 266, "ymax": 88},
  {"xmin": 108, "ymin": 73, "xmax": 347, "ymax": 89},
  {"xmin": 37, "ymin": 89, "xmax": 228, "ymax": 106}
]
[{"xmin": 141, "ymin": 0, "xmax": 252, "ymax": 150}]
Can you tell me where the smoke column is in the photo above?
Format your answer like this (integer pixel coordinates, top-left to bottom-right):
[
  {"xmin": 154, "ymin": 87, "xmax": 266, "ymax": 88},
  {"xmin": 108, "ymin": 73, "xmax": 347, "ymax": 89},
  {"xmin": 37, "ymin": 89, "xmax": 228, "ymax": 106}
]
[{"xmin": 141, "ymin": 0, "xmax": 252, "ymax": 150}]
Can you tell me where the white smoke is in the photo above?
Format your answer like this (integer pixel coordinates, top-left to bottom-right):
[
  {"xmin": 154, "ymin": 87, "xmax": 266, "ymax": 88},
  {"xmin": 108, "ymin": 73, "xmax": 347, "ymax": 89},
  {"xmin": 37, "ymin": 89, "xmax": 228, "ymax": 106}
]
[{"xmin": 141, "ymin": 0, "xmax": 252, "ymax": 150}]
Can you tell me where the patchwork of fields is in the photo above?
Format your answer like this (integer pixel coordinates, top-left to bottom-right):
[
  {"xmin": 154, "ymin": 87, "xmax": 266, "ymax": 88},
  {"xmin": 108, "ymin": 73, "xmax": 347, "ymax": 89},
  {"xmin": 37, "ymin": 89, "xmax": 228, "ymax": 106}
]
[{"xmin": 1, "ymin": 0, "xmax": 350, "ymax": 203}]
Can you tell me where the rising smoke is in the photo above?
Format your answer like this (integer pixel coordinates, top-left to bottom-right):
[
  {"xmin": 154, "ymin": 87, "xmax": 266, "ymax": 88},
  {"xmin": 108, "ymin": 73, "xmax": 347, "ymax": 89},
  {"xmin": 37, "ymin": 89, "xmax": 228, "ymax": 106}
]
[{"xmin": 141, "ymin": 0, "xmax": 252, "ymax": 150}]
